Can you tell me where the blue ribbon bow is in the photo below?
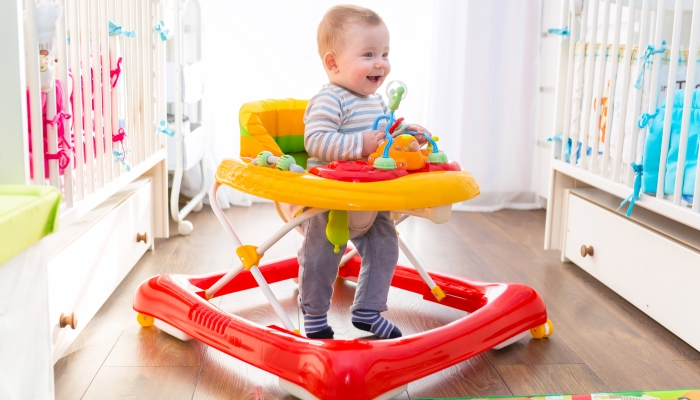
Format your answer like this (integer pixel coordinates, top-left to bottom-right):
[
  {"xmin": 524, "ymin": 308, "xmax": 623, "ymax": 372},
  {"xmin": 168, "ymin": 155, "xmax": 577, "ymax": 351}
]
[
  {"xmin": 637, "ymin": 109, "xmax": 659, "ymax": 129},
  {"xmin": 109, "ymin": 20, "xmax": 136, "ymax": 38},
  {"xmin": 113, "ymin": 148, "xmax": 132, "ymax": 172},
  {"xmin": 548, "ymin": 26, "xmax": 570, "ymax": 37},
  {"xmin": 154, "ymin": 21, "xmax": 170, "ymax": 41},
  {"xmin": 618, "ymin": 163, "xmax": 643, "ymax": 217},
  {"xmin": 634, "ymin": 40, "xmax": 666, "ymax": 90},
  {"xmin": 157, "ymin": 120, "xmax": 175, "ymax": 137}
]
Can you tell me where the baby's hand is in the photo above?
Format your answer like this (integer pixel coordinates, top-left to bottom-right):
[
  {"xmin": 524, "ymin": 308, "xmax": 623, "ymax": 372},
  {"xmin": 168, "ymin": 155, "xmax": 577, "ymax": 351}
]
[
  {"xmin": 407, "ymin": 124, "xmax": 432, "ymax": 145},
  {"xmin": 362, "ymin": 130, "xmax": 387, "ymax": 156}
]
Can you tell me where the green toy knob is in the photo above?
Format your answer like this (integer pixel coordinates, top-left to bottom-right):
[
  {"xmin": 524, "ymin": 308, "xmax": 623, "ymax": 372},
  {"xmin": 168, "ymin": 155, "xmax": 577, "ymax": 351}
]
[
  {"xmin": 373, "ymin": 157, "xmax": 397, "ymax": 170},
  {"xmin": 276, "ymin": 155, "xmax": 296, "ymax": 171},
  {"xmin": 428, "ymin": 152, "xmax": 448, "ymax": 164},
  {"xmin": 255, "ymin": 151, "xmax": 274, "ymax": 167},
  {"xmin": 326, "ymin": 210, "xmax": 349, "ymax": 253}
]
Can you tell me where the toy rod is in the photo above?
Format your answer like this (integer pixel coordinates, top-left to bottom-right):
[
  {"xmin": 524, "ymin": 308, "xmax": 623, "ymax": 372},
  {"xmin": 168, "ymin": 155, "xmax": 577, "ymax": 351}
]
[{"xmin": 249, "ymin": 265, "xmax": 298, "ymax": 333}]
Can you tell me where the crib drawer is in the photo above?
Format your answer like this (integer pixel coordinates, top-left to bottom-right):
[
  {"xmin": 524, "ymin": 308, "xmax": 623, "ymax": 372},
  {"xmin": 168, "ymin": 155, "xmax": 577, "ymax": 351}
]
[
  {"xmin": 564, "ymin": 192, "xmax": 700, "ymax": 350},
  {"xmin": 48, "ymin": 180, "xmax": 152, "ymax": 363}
]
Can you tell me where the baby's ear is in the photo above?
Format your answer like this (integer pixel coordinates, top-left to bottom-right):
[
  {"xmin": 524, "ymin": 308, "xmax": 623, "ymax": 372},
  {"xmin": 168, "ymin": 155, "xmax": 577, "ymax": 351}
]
[{"xmin": 323, "ymin": 52, "xmax": 338, "ymax": 73}]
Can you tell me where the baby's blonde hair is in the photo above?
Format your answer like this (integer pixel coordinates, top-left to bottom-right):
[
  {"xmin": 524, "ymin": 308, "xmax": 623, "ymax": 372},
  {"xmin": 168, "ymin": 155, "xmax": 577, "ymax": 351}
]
[{"xmin": 317, "ymin": 5, "xmax": 383, "ymax": 58}]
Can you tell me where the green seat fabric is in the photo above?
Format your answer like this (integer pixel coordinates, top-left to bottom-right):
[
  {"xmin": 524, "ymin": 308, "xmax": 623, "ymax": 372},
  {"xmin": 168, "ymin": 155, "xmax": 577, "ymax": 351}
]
[{"xmin": 0, "ymin": 185, "xmax": 61, "ymax": 265}]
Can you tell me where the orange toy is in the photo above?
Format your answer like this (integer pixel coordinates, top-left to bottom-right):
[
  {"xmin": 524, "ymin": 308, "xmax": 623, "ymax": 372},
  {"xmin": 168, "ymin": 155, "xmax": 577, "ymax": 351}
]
[{"xmin": 368, "ymin": 134, "xmax": 428, "ymax": 170}]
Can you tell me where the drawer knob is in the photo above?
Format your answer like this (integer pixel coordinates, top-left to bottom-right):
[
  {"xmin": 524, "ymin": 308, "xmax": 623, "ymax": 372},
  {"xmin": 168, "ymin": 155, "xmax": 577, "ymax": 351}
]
[
  {"xmin": 136, "ymin": 232, "xmax": 148, "ymax": 244},
  {"xmin": 580, "ymin": 245, "xmax": 594, "ymax": 257},
  {"xmin": 60, "ymin": 312, "xmax": 77, "ymax": 329}
]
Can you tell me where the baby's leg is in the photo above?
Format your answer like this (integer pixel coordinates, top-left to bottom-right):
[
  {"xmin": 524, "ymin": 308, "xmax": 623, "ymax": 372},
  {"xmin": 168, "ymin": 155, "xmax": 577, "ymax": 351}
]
[
  {"xmin": 298, "ymin": 211, "xmax": 346, "ymax": 339},
  {"xmin": 350, "ymin": 212, "xmax": 401, "ymax": 338}
]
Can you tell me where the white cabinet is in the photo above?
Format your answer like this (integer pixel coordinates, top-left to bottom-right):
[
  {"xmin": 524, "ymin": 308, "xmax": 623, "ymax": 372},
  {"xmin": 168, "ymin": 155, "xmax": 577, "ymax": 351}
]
[
  {"xmin": 563, "ymin": 189, "xmax": 700, "ymax": 351},
  {"xmin": 47, "ymin": 179, "xmax": 153, "ymax": 363}
]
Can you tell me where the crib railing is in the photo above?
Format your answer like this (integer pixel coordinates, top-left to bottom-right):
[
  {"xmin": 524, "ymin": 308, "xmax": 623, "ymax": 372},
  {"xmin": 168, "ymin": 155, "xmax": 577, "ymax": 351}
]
[
  {"xmin": 550, "ymin": 0, "xmax": 700, "ymax": 224},
  {"xmin": 15, "ymin": 0, "xmax": 167, "ymax": 226}
]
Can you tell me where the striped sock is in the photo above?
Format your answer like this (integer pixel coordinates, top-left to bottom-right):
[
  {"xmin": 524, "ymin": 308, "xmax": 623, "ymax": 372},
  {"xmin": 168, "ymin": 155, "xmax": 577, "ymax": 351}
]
[
  {"xmin": 304, "ymin": 314, "xmax": 334, "ymax": 339},
  {"xmin": 351, "ymin": 310, "xmax": 402, "ymax": 339}
]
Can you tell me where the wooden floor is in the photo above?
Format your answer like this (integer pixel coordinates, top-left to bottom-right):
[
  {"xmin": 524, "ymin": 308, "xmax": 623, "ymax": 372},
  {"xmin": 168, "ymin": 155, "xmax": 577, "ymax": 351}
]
[{"xmin": 54, "ymin": 204, "xmax": 700, "ymax": 400}]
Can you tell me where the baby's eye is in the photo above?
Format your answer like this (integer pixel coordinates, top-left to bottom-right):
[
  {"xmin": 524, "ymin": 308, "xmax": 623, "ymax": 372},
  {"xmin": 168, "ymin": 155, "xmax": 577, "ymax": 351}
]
[
  {"xmin": 382, "ymin": 53, "xmax": 389, "ymax": 58},
  {"xmin": 363, "ymin": 52, "xmax": 372, "ymax": 57}
]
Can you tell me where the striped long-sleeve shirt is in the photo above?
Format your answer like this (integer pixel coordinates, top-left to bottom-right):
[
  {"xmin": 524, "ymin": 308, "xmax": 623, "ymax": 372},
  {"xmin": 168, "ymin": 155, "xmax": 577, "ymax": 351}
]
[{"xmin": 304, "ymin": 83, "xmax": 389, "ymax": 169}]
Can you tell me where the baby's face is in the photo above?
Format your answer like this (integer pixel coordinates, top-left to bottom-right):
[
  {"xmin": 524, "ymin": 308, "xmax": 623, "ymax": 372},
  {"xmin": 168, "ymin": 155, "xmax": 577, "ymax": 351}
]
[{"xmin": 330, "ymin": 22, "xmax": 391, "ymax": 96}]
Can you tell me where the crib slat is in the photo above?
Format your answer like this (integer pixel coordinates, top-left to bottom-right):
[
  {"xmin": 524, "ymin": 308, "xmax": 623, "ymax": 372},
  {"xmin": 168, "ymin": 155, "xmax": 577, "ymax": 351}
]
[
  {"xmin": 137, "ymin": 0, "xmax": 148, "ymax": 160},
  {"xmin": 100, "ymin": 0, "xmax": 113, "ymax": 183},
  {"xmin": 657, "ymin": 0, "xmax": 682, "ymax": 199},
  {"xmin": 80, "ymin": 0, "xmax": 95, "ymax": 193},
  {"xmin": 145, "ymin": 0, "xmax": 153, "ymax": 158},
  {"xmin": 131, "ymin": 0, "xmax": 148, "ymax": 165},
  {"xmin": 560, "ymin": 5, "xmax": 577, "ymax": 162},
  {"xmin": 579, "ymin": 0, "xmax": 601, "ymax": 170},
  {"xmin": 110, "ymin": 0, "xmax": 121, "ymax": 177},
  {"xmin": 67, "ymin": 0, "xmax": 84, "ymax": 200},
  {"xmin": 46, "ymin": 80, "xmax": 60, "ymax": 188},
  {"xmin": 90, "ymin": 0, "xmax": 105, "ymax": 188},
  {"xmin": 677, "ymin": 0, "xmax": 700, "ymax": 206},
  {"xmin": 590, "ymin": 0, "xmax": 612, "ymax": 174},
  {"xmin": 126, "ymin": 0, "xmax": 137, "ymax": 167},
  {"xmin": 143, "ymin": 0, "xmax": 153, "ymax": 158},
  {"xmin": 602, "ymin": 0, "xmax": 624, "ymax": 177},
  {"xmin": 157, "ymin": 0, "xmax": 166, "ymax": 153},
  {"xmin": 626, "ymin": 0, "xmax": 652, "ymax": 186},
  {"xmin": 56, "ymin": 0, "xmax": 74, "ymax": 207},
  {"xmin": 570, "ymin": 2, "xmax": 590, "ymax": 165},
  {"xmin": 612, "ymin": 2, "xmax": 637, "ymax": 182},
  {"xmin": 25, "ymin": 0, "xmax": 45, "ymax": 185}
]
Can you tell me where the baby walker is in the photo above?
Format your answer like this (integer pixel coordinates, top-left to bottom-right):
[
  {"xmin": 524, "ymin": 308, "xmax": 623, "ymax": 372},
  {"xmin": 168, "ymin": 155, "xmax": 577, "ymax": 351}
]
[{"xmin": 133, "ymin": 81, "xmax": 553, "ymax": 400}]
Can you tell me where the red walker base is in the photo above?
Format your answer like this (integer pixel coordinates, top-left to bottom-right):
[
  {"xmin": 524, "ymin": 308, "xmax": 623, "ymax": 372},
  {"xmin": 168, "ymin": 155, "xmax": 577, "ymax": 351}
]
[{"xmin": 133, "ymin": 254, "xmax": 547, "ymax": 399}]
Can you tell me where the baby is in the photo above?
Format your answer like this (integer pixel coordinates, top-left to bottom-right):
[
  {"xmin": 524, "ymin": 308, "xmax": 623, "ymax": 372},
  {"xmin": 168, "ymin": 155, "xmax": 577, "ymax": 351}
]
[{"xmin": 299, "ymin": 5, "xmax": 431, "ymax": 339}]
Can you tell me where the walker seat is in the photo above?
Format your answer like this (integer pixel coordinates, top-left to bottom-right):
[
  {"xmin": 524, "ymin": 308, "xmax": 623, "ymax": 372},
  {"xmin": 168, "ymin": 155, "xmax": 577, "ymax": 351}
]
[{"xmin": 133, "ymin": 82, "xmax": 552, "ymax": 400}]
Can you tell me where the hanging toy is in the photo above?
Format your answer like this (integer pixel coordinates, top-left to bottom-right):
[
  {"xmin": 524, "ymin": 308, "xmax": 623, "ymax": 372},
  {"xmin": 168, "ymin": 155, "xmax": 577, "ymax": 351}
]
[{"xmin": 252, "ymin": 151, "xmax": 305, "ymax": 173}]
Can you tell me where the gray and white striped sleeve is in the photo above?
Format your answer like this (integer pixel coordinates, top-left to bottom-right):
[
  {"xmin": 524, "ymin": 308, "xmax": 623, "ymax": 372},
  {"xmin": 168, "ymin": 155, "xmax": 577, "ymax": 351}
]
[{"xmin": 304, "ymin": 89, "xmax": 363, "ymax": 162}]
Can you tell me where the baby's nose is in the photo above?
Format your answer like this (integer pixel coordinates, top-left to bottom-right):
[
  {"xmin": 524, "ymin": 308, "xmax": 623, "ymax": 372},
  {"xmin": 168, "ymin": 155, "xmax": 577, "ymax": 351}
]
[{"xmin": 374, "ymin": 61, "xmax": 385, "ymax": 69}]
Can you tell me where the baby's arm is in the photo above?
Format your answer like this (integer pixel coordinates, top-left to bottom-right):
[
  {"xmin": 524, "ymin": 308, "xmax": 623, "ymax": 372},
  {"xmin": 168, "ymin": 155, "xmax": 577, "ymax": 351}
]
[{"xmin": 304, "ymin": 90, "xmax": 363, "ymax": 162}]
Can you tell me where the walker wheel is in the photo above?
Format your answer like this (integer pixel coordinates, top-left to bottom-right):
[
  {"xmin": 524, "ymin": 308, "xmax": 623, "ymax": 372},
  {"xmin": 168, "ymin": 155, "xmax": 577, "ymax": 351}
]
[
  {"xmin": 178, "ymin": 221, "xmax": 194, "ymax": 235},
  {"xmin": 530, "ymin": 319, "xmax": 554, "ymax": 339},
  {"xmin": 137, "ymin": 313, "xmax": 155, "ymax": 327}
]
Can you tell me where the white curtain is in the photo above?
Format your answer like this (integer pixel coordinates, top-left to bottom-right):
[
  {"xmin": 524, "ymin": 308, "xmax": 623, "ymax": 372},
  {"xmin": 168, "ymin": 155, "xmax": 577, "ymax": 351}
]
[
  {"xmin": 182, "ymin": 0, "xmax": 541, "ymax": 211},
  {"xmin": 425, "ymin": 0, "xmax": 542, "ymax": 211}
]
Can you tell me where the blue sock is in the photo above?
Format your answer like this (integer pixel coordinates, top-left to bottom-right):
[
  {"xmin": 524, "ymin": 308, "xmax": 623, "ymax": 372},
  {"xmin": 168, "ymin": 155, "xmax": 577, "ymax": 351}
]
[
  {"xmin": 304, "ymin": 314, "xmax": 334, "ymax": 339},
  {"xmin": 351, "ymin": 310, "xmax": 402, "ymax": 339}
]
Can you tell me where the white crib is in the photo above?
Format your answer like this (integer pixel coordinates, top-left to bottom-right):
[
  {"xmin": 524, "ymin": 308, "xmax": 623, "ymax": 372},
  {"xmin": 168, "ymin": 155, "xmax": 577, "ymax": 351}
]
[
  {"xmin": 545, "ymin": 0, "xmax": 700, "ymax": 351},
  {"xmin": 0, "ymin": 0, "xmax": 169, "ymax": 363}
]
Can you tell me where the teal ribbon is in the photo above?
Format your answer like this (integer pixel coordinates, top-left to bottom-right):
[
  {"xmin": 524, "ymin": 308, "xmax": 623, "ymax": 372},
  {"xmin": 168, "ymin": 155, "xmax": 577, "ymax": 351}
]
[
  {"xmin": 154, "ymin": 21, "xmax": 170, "ymax": 41},
  {"xmin": 548, "ymin": 26, "xmax": 570, "ymax": 37},
  {"xmin": 113, "ymin": 148, "xmax": 132, "ymax": 172},
  {"xmin": 637, "ymin": 109, "xmax": 659, "ymax": 129},
  {"xmin": 634, "ymin": 40, "xmax": 666, "ymax": 90},
  {"xmin": 618, "ymin": 163, "xmax": 643, "ymax": 217},
  {"xmin": 109, "ymin": 20, "xmax": 136, "ymax": 38},
  {"xmin": 157, "ymin": 120, "xmax": 175, "ymax": 137}
]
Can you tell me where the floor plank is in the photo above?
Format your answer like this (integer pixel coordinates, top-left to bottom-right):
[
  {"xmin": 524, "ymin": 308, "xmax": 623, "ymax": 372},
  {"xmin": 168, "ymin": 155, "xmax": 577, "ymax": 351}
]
[
  {"xmin": 408, "ymin": 354, "xmax": 512, "ymax": 398},
  {"xmin": 54, "ymin": 333, "xmax": 121, "ymax": 400},
  {"xmin": 102, "ymin": 325, "xmax": 206, "ymax": 367},
  {"xmin": 675, "ymin": 361, "xmax": 700, "ymax": 381},
  {"xmin": 495, "ymin": 364, "xmax": 610, "ymax": 395},
  {"xmin": 82, "ymin": 367, "xmax": 200, "ymax": 400}
]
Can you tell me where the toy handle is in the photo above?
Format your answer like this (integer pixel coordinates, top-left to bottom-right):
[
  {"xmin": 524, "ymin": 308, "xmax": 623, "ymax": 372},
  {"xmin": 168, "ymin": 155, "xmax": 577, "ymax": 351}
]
[{"xmin": 388, "ymin": 87, "xmax": 405, "ymax": 111}]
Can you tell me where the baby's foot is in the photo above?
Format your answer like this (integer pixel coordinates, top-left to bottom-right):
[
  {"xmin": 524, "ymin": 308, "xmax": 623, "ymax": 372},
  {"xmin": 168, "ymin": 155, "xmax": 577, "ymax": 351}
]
[
  {"xmin": 351, "ymin": 310, "xmax": 402, "ymax": 339},
  {"xmin": 304, "ymin": 314, "xmax": 334, "ymax": 339}
]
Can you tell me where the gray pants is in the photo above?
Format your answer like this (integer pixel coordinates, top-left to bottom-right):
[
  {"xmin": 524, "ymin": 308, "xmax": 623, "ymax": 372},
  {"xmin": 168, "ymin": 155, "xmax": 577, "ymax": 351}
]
[{"xmin": 298, "ymin": 211, "xmax": 399, "ymax": 316}]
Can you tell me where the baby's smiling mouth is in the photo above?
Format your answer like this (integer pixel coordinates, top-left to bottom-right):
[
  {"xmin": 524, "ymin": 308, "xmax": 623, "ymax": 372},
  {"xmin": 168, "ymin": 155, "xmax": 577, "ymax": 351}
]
[{"xmin": 367, "ymin": 76, "xmax": 381, "ymax": 83}]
